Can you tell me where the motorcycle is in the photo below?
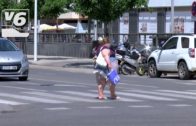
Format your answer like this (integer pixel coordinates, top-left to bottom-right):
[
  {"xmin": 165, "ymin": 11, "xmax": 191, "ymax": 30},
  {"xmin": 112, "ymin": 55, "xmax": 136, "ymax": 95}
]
[
  {"xmin": 117, "ymin": 44, "xmax": 152, "ymax": 76},
  {"xmin": 119, "ymin": 49, "xmax": 140, "ymax": 75},
  {"xmin": 115, "ymin": 42, "xmax": 131, "ymax": 74},
  {"xmin": 136, "ymin": 45, "xmax": 154, "ymax": 76}
]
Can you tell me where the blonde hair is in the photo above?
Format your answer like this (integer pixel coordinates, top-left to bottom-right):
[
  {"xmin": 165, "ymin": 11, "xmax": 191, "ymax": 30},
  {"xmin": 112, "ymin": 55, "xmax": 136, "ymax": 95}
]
[{"xmin": 102, "ymin": 37, "xmax": 110, "ymax": 44}]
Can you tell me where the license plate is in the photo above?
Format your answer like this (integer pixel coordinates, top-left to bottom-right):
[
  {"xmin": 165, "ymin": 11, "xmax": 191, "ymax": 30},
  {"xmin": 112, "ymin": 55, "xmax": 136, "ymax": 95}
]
[{"xmin": 2, "ymin": 66, "xmax": 18, "ymax": 70}]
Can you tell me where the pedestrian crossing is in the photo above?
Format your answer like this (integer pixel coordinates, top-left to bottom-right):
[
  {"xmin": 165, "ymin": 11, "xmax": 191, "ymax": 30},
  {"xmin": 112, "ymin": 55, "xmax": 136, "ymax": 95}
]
[{"xmin": 1, "ymin": 89, "xmax": 196, "ymax": 106}]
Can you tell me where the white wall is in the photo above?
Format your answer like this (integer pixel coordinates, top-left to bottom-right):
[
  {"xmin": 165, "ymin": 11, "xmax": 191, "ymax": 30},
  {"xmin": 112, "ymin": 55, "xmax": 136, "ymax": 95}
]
[
  {"xmin": 148, "ymin": 0, "xmax": 194, "ymax": 7},
  {"xmin": 166, "ymin": 11, "xmax": 194, "ymax": 33}
]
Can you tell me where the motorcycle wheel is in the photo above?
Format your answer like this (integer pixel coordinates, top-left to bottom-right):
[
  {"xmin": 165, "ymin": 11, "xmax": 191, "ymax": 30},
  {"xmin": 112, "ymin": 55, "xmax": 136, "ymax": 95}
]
[
  {"xmin": 121, "ymin": 63, "xmax": 133, "ymax": 75},
  {"xmin": 136, "ymin": 66, "xmax": 145, "ymax": 76}
]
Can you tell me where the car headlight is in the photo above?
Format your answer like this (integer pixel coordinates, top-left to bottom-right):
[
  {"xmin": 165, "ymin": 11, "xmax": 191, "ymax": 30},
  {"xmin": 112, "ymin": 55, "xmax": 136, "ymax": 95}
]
[{"xmin": 22, "ymin": 55, "xmax": 28, "ymax": 64}]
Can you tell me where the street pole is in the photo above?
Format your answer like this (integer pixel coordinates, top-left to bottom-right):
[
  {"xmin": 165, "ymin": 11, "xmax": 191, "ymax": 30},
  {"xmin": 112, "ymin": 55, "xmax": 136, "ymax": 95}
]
[
  {"xmin": 171, "ymin": 0, "xmax": 174, "ymax": 33},
  {"xmin": 94, "ymin": 20, "xmax": 98, "ymax": 40},
  {"xmin": 34, "ymin": 0, "xmax": 38, "ymax": 61}
]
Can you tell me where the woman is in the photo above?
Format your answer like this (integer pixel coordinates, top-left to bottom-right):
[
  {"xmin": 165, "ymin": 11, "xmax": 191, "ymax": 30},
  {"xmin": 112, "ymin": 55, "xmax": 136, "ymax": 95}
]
[{"xmin": 94, "ymin": 37, "xmax": 118, "ymax": 100}]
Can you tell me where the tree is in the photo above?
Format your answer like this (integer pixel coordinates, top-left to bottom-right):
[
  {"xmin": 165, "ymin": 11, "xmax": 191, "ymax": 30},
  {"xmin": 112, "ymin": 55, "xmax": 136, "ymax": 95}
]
[
  {"xmin": 40, "ymin": 0, "xmax": 67, "ymax": 19},
  {"xmin": 6, "ymin": 0, "xmax": 68, "ymax": 19},
  {"xmin": 12, "ymin": 0, "xmax": 35, "ymax": 19},
  {"xmin": 0, "ymin": 0, "xmax": 15, "ymax": 15},
  {"xmin": 65, "ymin": 0, "xmax": 147, "ymax": 34}
]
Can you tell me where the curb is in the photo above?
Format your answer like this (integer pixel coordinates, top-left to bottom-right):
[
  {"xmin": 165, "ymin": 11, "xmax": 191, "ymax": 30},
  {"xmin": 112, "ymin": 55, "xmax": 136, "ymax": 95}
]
[{"xmin": 30, "ymin": 64, "xmax": 94, "ymax": 74}]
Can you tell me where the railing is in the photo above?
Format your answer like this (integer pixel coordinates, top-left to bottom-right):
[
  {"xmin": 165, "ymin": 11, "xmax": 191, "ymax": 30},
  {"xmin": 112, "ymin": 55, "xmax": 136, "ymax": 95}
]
[{"xmin": 1, "ymin": 32, "xmax": 194, "ymax": 57}]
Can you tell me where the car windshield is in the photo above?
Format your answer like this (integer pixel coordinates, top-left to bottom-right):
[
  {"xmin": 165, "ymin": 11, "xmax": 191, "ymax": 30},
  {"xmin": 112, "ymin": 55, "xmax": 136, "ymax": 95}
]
[{"xmin": 0, "ymin": 39, "xmax": 18, "ymax": 51}]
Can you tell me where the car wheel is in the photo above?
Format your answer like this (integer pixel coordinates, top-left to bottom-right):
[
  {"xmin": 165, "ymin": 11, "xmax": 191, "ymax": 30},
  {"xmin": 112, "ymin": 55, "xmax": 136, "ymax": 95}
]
[
  {"xmin": 19, "ymin": 76, "xmax": 28, "ymax": 81},
  {"xmin": 178, "ymin": 61, "xmax": 190, "ymax": 80},
  {"xmin": 148, "ymin": 60, "xmax": 162, "ymax": 78}
]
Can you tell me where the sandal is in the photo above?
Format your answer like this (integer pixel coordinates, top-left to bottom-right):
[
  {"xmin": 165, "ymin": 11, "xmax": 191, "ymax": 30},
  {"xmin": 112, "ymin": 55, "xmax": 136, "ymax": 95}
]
[
  {"xmin": 107, "ymin": 96, "xmax": 120, "ymax": 100},
  {"xmin": 95, "ymin": 97, "xmax": 105, "ymax": 100}
]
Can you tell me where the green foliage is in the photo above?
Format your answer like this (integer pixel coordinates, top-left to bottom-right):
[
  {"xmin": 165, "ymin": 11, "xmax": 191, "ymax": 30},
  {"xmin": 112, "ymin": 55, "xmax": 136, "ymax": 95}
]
[
  {"xmin": 68, "ymin": 0, "xmax": 147, "ymax": 22},
  {"xmin": 0, "ymin": 0, "xmax": 14, "ymax": 13},
  {"xmin": 40, "ymin": 0, "xmax": 67, "ymax": 19},
  {"xmin": 0, "ymin": 0, "xmax": 147, "ymax": 22},
  {"xmin": 12, "ymin": 0, "xmax": 34, "ymax": 18},
  {"xmin": 0, "ymin": 0, "xmax": 69, "ymax": 19}
]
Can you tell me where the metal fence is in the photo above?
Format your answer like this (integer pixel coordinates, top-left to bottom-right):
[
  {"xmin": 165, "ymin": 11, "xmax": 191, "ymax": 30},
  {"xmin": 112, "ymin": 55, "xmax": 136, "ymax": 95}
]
[{"xmin": 1, "ymin": 32, "xmax": 192, "ymax": 58}]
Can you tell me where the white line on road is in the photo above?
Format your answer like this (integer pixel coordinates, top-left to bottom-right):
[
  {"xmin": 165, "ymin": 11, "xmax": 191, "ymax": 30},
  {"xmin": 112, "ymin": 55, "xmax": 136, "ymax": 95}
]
[
  {"xmin": 158, "ymin": 90, "xmax": 196, "ymax": 96},
  {"xmin": 0, "ymin": 99, "xmax": 27, "ymax": 105},
  {"xmin": 58, "ymin": 91, "xmax": 142, "ymax": 102},
  {"xmin": 23, "ymin": 91, "xmax": 99, "ymax": 103},
  {"xmin": 119, "ymin": 83, "xmax": 158, "ymax": 88},
  {"xmin": 0, "ymin": 85, "xmax": 47, "ymax": 92},
  {"xmin": 45, "ymin": 107, "xmax": 71, "ymax": 111},
  {"xmin": 168, "ymin": 104, "xmax": 192, "ymax": 107},
  {"xmin": 130, "ymin": 90, "xmax": 196, "ymax": 100},
  {"xmin": 128, "ymin": 105, "xmax": 153, "ymax": 108},
  {"xmin": 91, "ymin": 90, "xmax": 178, "ymax": 101},
  {"xmin": 16, "ymin": 81, "xmax": 41, "ymax": 86},
  {"xmin": 88, "ymin": 106, "xmax": 113, "ymax": 109},
  {"xmin": 54, "ymin": 84, "xmax": 86, "ymax": 87},
  {"xmin": 29, "ymin": 78, "xmax": 92, "ymax": 86},
  {"xmin": 0, "ymin": 93, "xmax": 66, "ymax": 104}
]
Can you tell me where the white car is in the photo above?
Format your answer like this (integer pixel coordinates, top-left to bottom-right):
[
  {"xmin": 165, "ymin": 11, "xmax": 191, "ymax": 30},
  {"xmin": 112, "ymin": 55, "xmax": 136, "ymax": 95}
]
[
  {"xmin": 148, "ymin": 35, "xmax": 196, "ymax": 80},
  {"xmin": 0, "ymin": 38, "xmax": 29, "ymax": 81}
]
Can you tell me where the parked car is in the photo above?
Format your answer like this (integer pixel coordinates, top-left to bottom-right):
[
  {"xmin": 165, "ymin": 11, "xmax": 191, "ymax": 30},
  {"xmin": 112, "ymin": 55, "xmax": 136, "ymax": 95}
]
[
  {"xmin": 148, "ymin": 34, "xmax": 196, "ymax": 80},
  {"xmin": 0, "ymin": 38, "xmax": 29, "ymax": 80}
]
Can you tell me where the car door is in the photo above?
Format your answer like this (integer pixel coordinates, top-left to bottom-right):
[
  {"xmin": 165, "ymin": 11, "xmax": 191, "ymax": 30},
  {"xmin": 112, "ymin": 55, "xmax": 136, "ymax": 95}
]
[{"xmin": 157, "ymin": 37, "xmax": 178, "ymax": 71}]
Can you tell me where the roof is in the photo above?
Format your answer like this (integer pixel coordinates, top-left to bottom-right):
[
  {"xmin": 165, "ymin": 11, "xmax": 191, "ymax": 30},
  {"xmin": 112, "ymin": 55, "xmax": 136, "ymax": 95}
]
[
  {"xmin": 148, "ymin": 0, "xmax": 195, "ymax": 8},
  {"xmin": 58, "ymin": 12, "xmax": 88, "ymax": 20}
]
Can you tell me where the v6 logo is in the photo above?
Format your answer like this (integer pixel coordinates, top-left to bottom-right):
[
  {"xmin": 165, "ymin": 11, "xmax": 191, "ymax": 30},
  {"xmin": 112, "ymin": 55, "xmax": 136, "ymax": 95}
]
[
  {"xmin": 1, "ymin": 9, "xmax": 29, "ymax": 28},
  {"xmin": 1, "ymin": 9, "xmax": 30, "ymax": 37}
]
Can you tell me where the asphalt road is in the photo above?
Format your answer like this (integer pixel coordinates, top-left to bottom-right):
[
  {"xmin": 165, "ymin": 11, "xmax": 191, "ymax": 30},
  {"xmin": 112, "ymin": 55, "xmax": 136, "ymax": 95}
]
[{"xmin": 0, "ymin": 66, "xmax": 196, "ymax": 126}]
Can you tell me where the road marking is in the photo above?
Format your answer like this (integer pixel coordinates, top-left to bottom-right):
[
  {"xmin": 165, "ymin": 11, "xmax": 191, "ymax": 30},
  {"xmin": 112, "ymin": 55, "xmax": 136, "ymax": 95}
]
[
  {"xmin": 23, "ymin": 91, "xmax": 99, "ymax": 103},
  {"xmin": 158, "ymin": 90, "xmax": 196, "ymax": 95},
  {"xmin": 45, "ymin": 107, "xmax": 71, "ymax": 111},
  {"xmin": 0, "ymin": 99, "xmax": 27, "ymax": 105},
  {"xmin": 91, "ymin": 90, "xmax": 178, "ymax": 101},
  {"xmin": 0, "ymin": 85, "xmax": 46, "ymax": 92},
  {"xmin": 16, "ymin": 81, "xmax": 41, "ymax": 86},
  {"xmin": 29, "ymin": 78, "xmax": 92, "ymax": 86},
  {"xmin": 168, "ymin": 104, "xmax": 192, "ymax": 107},
  {"xmin": 88, "ymin": 106, "xmax": 113, "ymax": 109},
  {"xmin": 0, "ymin": 93, "xmax": 66, "ymax": 104},
  {"xmin": 54, "ymin": 84, "xmax": 86, "ymax": 87},
  {"xmin": 119, "ymin": 83, "xmax": 158, "ymax": 88},
  {"xmin": 58, "ymin": 91, "xmax": 142, "ymax": 102},
  {"xmin": 128, "ymin": 105, "xmax": 153, "ymax": 108},
  {"xmin": 130, "ymin": 90, "xmax": 196, "ymax": 100},
  {"xmin": 176, "ymin": 82, "xmax": 196, "ymax": 86}
]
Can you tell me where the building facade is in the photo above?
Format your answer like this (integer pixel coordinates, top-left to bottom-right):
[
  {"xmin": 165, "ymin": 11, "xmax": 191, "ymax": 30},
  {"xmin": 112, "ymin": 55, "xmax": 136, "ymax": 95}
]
[{"xmin": 119, "ymin": 0, "xmax": 196, "ymax": 45}]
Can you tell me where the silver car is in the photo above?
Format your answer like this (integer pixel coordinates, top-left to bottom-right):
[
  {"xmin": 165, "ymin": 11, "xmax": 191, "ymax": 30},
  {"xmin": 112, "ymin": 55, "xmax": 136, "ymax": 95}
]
[{"xmin": 0, "ymin": 38, "xmax": 29, "ymax": 81}]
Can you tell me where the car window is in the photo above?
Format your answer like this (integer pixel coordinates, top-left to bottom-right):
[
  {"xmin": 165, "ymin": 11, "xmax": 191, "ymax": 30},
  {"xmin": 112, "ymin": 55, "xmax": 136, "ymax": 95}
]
[
  {"xmin": 181, "ymin": 37, "xmax": 189, "ymax": 48},
  {"xmin": 0, "ymin": 40, "xmax": 18, "ymax": 51},
  {"xmin": 162, "ymin": 37, "xmax": 178, "ymax": 50}
]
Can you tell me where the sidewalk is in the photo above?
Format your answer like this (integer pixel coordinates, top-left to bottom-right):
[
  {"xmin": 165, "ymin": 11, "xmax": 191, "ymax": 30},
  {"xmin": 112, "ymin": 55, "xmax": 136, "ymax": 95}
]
[{"xmin": 28, "ymin": 55, "xmax": 94, "ymax": 73}]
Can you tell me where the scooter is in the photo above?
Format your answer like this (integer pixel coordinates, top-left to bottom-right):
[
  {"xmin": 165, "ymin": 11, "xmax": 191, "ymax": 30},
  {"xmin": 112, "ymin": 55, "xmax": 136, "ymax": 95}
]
[
  {"xmin": 119, "ymin": 45, "xmax": 152, "ymax": 76},
  {"xmin": 115, "ymin": 42, "xmax": 130, "ymax": 74},
  {"xmin": 119, "ymin": 49, "xmax": 139, "ymax": 75},
  {"xmin": 135, "ymin": 45, "xmax": 153, "ymax": 76}
]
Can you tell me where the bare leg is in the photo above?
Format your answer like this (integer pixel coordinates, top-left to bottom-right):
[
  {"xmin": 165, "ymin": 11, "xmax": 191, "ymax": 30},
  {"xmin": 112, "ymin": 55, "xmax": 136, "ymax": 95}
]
[
  {"xmin": 109, "ymin": 83, "xmax": 117, "ymax": 98},
  {"xmin": 96, "ymin": 74, "xmax": 106, "ymax": 99}
]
